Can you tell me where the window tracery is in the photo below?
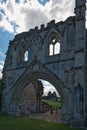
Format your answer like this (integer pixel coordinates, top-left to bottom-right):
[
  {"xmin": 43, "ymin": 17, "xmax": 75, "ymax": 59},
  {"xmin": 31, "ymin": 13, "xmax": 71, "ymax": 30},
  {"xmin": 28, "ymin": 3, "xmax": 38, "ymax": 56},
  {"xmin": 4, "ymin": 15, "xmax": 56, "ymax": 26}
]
[
  {"xmin": 48, "ymin": 37, "xmax": 60, "ymax": 56},
  {"xmin": 18, "ymin": 42, "xmax": 29, "ymax": 62}
]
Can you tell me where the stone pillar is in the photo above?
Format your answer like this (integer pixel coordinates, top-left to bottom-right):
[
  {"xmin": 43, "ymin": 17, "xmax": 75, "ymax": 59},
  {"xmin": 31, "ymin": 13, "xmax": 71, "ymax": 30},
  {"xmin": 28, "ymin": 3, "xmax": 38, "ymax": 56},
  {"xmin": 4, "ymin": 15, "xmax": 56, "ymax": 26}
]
[{"xmin": 74, "ymin": 0, "xmax": 86, "ymax": 126}]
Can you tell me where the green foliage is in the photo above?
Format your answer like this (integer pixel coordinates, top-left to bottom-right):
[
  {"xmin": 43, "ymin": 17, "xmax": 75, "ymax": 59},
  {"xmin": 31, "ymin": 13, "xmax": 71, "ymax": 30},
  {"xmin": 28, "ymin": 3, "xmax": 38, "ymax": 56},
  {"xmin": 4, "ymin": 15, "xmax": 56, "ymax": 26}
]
[
  {"xmin": 42, "ymin": 99, "xmax": 61, "ymax": 108},
  {"xmin": 0, "ymin": 114, "xmax": 82, "ymax": 130}
]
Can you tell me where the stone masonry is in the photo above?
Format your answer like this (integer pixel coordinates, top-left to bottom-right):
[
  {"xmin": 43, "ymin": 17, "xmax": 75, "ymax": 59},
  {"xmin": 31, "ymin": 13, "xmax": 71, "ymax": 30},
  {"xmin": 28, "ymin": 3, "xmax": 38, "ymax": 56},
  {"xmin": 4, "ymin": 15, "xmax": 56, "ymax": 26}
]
[{"xmin": 2, "ymin": 0, "xmax": 87, "ymax": 127}]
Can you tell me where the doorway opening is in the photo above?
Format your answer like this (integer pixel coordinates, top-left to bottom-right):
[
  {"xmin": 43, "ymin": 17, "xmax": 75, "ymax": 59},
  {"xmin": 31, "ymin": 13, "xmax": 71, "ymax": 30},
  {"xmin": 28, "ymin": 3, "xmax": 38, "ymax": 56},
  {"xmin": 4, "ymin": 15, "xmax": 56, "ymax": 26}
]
[{"xmin": 19, "ymin": 79, "xmax": 61, "ymax": 122}]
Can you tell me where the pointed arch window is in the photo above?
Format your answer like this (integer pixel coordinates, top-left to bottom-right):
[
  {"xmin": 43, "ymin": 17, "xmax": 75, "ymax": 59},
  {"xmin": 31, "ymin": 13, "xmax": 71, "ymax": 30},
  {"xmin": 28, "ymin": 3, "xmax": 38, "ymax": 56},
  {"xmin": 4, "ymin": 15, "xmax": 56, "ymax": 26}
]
[
  {"xmin": 49, "ymin": 44, "xmax": 53, "ymax": 56},
  {"xmin": 54, "ymin": 42, "xmax": 60, "ymax": 55},
  {"xmin": 19, "ymin": 50, "xmax": 28, "ymax": 62},
  {"xmin": 48, "ymin": 38, "xmax": 60, "ymax": 56}
]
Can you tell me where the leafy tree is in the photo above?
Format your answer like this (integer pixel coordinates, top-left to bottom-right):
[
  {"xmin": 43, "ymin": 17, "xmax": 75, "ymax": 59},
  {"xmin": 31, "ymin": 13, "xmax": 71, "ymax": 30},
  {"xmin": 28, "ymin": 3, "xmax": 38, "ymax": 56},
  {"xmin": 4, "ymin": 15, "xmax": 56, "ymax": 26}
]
[{"xmin": 47, "ymin": 91, "xmax": 58, "ymax": 101}]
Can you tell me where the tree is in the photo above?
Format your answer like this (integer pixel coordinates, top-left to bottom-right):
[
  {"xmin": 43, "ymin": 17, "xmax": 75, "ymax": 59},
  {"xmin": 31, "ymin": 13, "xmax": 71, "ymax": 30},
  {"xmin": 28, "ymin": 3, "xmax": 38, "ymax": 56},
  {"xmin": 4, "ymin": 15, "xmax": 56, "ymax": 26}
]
[{"xmin": 47, "ymin": 91, "xmax": 58, "ymax": 101}]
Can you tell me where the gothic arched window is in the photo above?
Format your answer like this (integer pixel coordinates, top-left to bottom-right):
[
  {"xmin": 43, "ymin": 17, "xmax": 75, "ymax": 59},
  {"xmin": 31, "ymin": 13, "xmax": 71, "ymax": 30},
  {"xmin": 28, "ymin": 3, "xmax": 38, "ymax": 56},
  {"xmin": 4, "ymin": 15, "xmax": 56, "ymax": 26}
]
[
  {"xmin": 48, "ymin": 38, "xmax": 60, "ymax": 56},
  {"xmin": 18, "ymin": 50, "xmax": 28, "ymax": 62},
  {"xmin": 49, "ymin": 44, "xmax": 53, "ymax": 56},
  {"xmin": 54, "ymin": 41, "xmax": 60, "ymax": 54}
]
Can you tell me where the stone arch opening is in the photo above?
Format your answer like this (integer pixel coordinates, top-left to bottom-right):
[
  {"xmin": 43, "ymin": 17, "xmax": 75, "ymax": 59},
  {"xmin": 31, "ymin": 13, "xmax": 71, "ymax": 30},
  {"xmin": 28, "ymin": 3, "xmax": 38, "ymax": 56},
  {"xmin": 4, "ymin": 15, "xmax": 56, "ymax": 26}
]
[
  {"xmin": 11, "ymin": 70, "xmax": 64, "ymax": 121},
  {"xmin": 12, "ymin": 71, "xmax": 63, "ymax": 100},
  {"xmin": 17, "ymin": 77, "xmax": 62, "ymax": 122}
]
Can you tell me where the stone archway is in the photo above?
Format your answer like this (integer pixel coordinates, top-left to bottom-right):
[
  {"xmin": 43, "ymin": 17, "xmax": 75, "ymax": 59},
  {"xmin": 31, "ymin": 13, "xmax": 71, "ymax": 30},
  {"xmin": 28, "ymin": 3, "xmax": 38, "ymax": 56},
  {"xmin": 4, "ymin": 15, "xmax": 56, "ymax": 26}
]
[
  {"xmin": 12, "ymin": 70, "xmax": 63, "ymax": 103},
  {"xmin": 10, "ymin": 70, "xmax": 64, "ymax": 120}
]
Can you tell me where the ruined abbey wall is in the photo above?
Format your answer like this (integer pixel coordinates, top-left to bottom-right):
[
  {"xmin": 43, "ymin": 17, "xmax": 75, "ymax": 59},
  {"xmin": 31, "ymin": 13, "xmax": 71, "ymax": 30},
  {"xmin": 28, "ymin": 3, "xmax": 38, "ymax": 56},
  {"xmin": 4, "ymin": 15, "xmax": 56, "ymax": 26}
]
[{"xmin": 2, "ymin": 0, "xmax": 87, "ymax": 127}]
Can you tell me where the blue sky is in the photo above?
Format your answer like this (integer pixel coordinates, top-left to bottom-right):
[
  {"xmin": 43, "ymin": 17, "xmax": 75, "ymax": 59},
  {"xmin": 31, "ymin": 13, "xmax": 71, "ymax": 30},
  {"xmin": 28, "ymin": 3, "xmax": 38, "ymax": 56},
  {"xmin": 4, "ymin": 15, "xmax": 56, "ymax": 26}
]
[{"xmin": 0, "ymin": 0, "xmax": 75, "ymax": 79}]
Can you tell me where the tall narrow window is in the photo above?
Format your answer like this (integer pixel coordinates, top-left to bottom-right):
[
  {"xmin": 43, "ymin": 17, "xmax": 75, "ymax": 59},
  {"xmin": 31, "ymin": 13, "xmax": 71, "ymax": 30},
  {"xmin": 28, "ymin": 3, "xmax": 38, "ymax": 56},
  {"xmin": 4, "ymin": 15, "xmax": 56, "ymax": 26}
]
[
  {"xmin": 24, "ymin": 51, "xmax": 28, "ymax": 61},
  {"xmin": 49, "ymin": 44, "xmax": 53, "ymax": 56},
  {"xmin": 54, "ymin": 42, "xmax": 60, "ymax": 55}
]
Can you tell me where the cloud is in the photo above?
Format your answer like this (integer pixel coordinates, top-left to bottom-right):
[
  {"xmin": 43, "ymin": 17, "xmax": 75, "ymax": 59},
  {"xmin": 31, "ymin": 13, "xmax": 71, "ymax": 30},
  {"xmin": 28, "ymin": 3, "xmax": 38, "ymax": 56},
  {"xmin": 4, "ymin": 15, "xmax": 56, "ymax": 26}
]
[
  {"xmin": 0, "ymin": 60, "xmax": 4, "ymax": 79},
  {"xmin": 7, "ymin": 1, "xmax": 14, "ymax": 14},
  {"xmin": 38, "ymin": 0, "xmax": 50, "ymax": 6},
  {"xmin": 0, "ymin": 64, "xmax": 3, "ymax": 79},
  {"xmin": 21, "ymin": 8, "xmax": 49, "ymax": 30},
  {"xmin": 43, "ymin": 86, "xmax": 59, "ymax": 96},
  {"xmin": 0, "ymin": 0, "xmax": 75, "ymax": 34},
  {"xmin": 40, "ymin": 79, "xmax": 60, "ymax": 96}
]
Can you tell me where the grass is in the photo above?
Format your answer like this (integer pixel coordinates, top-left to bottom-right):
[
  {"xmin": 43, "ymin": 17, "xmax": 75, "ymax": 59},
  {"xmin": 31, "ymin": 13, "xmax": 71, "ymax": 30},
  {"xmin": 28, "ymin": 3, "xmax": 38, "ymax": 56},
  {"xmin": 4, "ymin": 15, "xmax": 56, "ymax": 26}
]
[
  {"xmin": 0, "ymin": 114, "xmax": 83, "ymax": 130},
  {"xmin": 42, "ymin": 99, "xmax": 61, "ymax": 108}
]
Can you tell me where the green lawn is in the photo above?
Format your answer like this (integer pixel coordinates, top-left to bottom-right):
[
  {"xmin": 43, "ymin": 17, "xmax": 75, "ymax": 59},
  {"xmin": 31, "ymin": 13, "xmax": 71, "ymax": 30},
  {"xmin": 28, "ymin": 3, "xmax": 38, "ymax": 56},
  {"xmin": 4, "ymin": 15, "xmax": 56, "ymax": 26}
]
[
  {"xmin": 42, "ymin": 99, "xmax": 61, "ymax": 108},
  {"xmin": 0, "ymin": 114, "xmax": 83, "ymax": 130}
]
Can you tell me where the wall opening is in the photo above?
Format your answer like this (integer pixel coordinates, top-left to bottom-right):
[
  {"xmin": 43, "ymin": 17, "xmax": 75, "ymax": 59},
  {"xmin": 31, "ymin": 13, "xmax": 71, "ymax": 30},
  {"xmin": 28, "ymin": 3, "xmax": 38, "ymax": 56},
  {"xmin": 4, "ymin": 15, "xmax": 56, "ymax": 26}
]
[
  {"xmin": 18, "ymin": 50, "xmax": 28, "ymax": 62},
  {"xmin": 24, "ymin": 51, "xmax": 28, "ymax": 61},
  {"xmin": 19, "ymin": 78, "xmax": 61, "ymax": 122},
  {"xmin": 48, "ymin": 38, "xmax": 60, "ymax": 56}
]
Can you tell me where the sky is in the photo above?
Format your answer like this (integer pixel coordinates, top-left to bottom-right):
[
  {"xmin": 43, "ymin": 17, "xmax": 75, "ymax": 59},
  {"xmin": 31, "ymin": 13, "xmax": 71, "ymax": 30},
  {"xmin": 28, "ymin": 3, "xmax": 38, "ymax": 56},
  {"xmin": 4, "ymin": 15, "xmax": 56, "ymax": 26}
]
[
  {"xmin": 39, "ymin": 79, "xmax": 60, "ymax": 97},
  {"xmin": 0, "ymin": 0, "xmax": 75, "ymax": 94}
]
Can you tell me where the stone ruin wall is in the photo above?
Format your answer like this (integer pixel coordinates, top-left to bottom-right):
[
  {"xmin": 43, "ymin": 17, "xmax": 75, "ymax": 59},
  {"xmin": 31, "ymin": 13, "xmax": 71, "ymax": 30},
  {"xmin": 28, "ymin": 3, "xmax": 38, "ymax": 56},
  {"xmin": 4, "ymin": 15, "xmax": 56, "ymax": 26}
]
[
  {"xmin": 3, "ymin": 17, "xmax": 75, "ymax": 97},
  {"xmin": 2, "ymin": 0, "xmax": 87, "ymax": 127}
]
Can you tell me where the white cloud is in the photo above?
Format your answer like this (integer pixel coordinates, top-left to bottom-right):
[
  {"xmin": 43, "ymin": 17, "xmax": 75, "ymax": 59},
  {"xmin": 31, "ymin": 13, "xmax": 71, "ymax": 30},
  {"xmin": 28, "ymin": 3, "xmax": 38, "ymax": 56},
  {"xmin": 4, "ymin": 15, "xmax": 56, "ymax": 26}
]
[
  {"xmin": 0, "ymin": 60, "xmax": 4, "ymax": 79},
  {"xmin": 43, "ymin": 86, "xmax": 59, "ymax": 96},
  {"xmin": 0, "ymin": 0, "xmax": 75, "ymax": 34},
  {"xmin": 0, "ymin": 16, "xmax": 14, "ymax": 33},
  {"xmin": 0, "ymin": 64, "xmax": 3, "ymax": 79},
  {"xmin": 40, "ymin": 79, "xmax": 60, "ymax": 96}
]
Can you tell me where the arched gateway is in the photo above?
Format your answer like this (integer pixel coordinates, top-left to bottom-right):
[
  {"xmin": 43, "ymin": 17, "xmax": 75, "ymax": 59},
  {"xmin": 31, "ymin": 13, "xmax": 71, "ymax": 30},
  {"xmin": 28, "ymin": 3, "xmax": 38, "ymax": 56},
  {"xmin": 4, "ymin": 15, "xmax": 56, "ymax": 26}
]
[{"xmin": 2, "ymin": 0, "xmax": 87, "ymax": 127}]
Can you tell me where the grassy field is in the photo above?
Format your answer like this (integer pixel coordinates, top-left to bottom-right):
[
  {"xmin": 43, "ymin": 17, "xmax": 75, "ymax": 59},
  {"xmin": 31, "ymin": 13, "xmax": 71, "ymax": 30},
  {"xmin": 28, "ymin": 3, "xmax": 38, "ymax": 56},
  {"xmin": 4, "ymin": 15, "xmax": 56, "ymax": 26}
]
[
  {"xmin": 42, "ymin": 99, "xmax": 61, "ymax": 108},
  {"xmin": 0, "ymin": 114, "xmax": 83, "ymax": 130}
]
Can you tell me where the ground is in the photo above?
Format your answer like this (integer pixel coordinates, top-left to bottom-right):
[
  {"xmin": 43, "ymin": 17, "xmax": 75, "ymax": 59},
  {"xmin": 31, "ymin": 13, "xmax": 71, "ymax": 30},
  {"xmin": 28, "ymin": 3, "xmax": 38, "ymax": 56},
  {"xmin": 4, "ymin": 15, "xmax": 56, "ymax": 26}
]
[{"xmin": 29, "ymin": 110, "xmax": 61, "ymax": 123}]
